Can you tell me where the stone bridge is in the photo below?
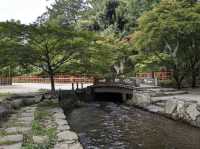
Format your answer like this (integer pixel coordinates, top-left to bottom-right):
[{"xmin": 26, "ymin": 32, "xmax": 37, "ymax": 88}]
[{"xmin": 90, "ymin": 83, "xmax": 155, "ymax": 102}]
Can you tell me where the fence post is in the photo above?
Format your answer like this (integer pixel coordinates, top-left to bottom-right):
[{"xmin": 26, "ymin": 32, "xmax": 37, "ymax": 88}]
[{"xmin": 154, "ymin": 77, "xmax": 158, "ymax": 86}]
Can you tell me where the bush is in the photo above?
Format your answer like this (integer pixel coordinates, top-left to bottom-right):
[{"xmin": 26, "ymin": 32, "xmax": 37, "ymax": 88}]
[{"xmin": 159, "ymin": 79, "xmax": 177, "ymax": 88}]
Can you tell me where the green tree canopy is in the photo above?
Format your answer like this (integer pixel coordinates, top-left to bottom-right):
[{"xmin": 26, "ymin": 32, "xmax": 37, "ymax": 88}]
[{"xmin": 133, "ymin": 0, "xmax": 200, "ymax": 88}]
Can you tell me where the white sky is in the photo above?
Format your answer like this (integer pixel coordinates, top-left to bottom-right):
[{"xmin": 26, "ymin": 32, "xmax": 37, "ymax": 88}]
[{"xmin": 0, "ymin": 0, "xmax": 53, "ymax": 24}]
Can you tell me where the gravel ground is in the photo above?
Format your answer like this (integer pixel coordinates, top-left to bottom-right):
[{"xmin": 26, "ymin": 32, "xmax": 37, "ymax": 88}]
[{"xmin": 0, "ymin": 83, "xmax": 92, "ymax": 94}]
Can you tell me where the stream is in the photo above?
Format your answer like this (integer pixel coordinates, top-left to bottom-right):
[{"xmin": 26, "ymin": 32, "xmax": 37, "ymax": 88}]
[{"xmin": 67, "ymin": 102, "xmax": 200, "ymax": 149}]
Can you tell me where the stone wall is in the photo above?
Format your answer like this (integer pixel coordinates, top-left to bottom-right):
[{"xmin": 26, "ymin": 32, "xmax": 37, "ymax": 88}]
[
  {"xmin": 0, "ymin": 93, "xmax": 43, "ymax": 121},
  {"xmin": 52, "ymin": 105, "xmax": 83, "ymax": 149},
  {"xmin": 126, "ymin": 90, "xmax": 200, "ymax": 128}
]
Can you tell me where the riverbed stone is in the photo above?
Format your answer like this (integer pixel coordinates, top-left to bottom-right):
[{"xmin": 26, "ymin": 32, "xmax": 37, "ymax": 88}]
[
  {"xmin": 57, "ymin": 131, "xmax": 78, "ymax": 143},
  {"xmin": 165, "ymin": 100, "xmax": 177, "ymax": 114},
  {"xmin": 33, "ymin": 136, "xmax": 49, "ymax": 144},
  {"xmin": 54, "ymin": 142, "xmax": 83, "ymax": 149},
  {"xmin": 0, "ymin": 143, "xmax": 22, "ymax": 149},
  {"xmin": 0, "ymin": 135, "xmax": 23, "ymax": 144},
  {"xmin": 186, "ymin": 104, "xmax": 200, "ymax": 121},
  {"xmin": 68, "ymin": 142, "xmax": 83, "ymax": 149}
]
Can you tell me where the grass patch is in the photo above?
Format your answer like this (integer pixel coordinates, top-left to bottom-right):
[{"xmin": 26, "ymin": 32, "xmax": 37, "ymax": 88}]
[
  {"xmin": 22, "ymin": 121, "xmax": 56, "ymax": 148},
  {"xmin": 32, "ymin": 121, "xmax": 47, "ymax": 136},
  {"xmin": 0, "ymin": 92, "xmax": 11, "ymax": 97},
  {"xmin": 22, "ymin": 106, "xmax": 57, "ymax": 149},
  {"xmin": 0, "ymin": 93, "xmax": 11, "ymax": 102},
  {"xmin": 0, "ymin": 129, "xmax": 7, "ymax": 137},
  {"xmin": 22, "ymin": 99, "xmax": 58, "ymax": 149}
]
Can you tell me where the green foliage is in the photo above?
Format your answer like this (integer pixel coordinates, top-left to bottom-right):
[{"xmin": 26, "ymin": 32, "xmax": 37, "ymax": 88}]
[
  {"xmin": 2, "ymin": 0, "xmax": 200, "ymax": 89},
  {"xmin": 0, "ymin": 21, "xmax": 25, "ymax": 69},
  {"xmin": 159, "ymin": 79, "xmax": 177, "ymax": 88},
  {"xmin": 135, "ymin": 53, "xmax": 169, "ymax": 72},
  {"xmin": 47, "ymin": 0, "xmax": 88, "ymax": 26},
  {"xmin": 133, "ymin": 0, "xmax": 200, "ymax": 88}
]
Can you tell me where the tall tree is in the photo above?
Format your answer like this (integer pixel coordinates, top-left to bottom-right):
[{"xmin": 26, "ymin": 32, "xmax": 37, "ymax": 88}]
[
  {"xmin": 0, "ymin": 21, "xmax": 26, "ymax": 74},
  {"xmin": 17, "ymin": 23, "xmax": 94, "ymax": 92},
  {"xmin": 133, "ymin": 0, "xmax": 200, "ymax": 88}
]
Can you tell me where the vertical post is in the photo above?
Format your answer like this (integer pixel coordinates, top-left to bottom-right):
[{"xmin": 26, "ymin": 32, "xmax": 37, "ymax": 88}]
[
  {"xmin": 72, "ymin": 83, "xmax": 75, "ymax": 91},
  {"xmin": 152, "ymin": 71, "xmax": 155, "ymax": 79},
  {"xmin": 76, "ymin": 83, "xmax": 79, "ymax": 90},
  {"xmin": 155, "ymin": 77, "xmax": 158, "ymax": 86}
]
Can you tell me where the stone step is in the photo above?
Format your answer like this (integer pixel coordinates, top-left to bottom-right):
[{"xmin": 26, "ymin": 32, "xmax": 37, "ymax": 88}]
[
  {"xmin": 0, "ymin": 135, "xmax": 23, "ymax": 144},
  {"xmin": 0, "ymin": 143, "xmax": 22, "ymax": 149},
  {"xmin": 5, "ymin": 127, "xmax": 31, "ymax": 134}
]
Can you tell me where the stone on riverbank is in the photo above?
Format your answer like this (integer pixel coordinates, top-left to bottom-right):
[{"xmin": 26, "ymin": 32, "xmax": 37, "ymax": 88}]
[
  {"xmin": 186, "ymin": 104, "xmax": 200, "ymax": 121},
  {"xmin": 0, "ymin": 105, "xmax": 10, "ymax": 119},
  {"xmin": 54, "ymin": 113, "xmax": 66, "ymax": 119},
  {"xmin": 5, "ymin": 127, "xmax": 31, "ymax": 134},
  {"xmin": 54, "ymin": 142, "xmax": 83, "ymax": 149},
  {"xmin": 126, "ymin": 88, "xmax": 200, "ymax": 128},
  {"xmin": 127, "ymin": 93, "xmax": 151, "ymax": 107},
  {"xmin": 57, "ymin": 131, "xmax": 78, "ymax": 143},
  {"xmin": 33, "ymin": 136, "xmax": 49, "ymax": 144},
  {"xmin": 0, "ymin": 135, "xmax": 23, "ymax": 144},
  {"xmin": 165, "ymin": 100, "xmax": 177, "ymax": 114}
]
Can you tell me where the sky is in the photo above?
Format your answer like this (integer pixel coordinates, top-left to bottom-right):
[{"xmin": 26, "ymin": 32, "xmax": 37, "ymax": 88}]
[{"xmin": 0, "ymin": 0, "xmax": 53, "ymax": 24}]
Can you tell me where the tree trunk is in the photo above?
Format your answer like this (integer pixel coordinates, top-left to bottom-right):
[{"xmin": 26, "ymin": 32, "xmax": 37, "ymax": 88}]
[
  {"xmin": 192, "ymin": 72, "xmax": 197, "ymax": 88},
  {"xmin": 176, "ymin": 80, "xmax": 182, "ymax": 89},
  {"xmin": 49, "ymin": 73, "xmax": 56, "ymax": 93},
  {"xmin": 173, "ymin": 72, "xmax": 184, "ymax": 89}
]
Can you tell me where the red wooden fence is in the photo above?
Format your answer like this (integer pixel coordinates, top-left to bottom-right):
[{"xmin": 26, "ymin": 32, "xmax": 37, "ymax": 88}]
[
  {"xmin": 13, "ymin": 75, "xmax": 94, "ymax": 84},
  {"xmin": 136, "ymin": 71, "xmax": 173, "ymax": 80},
  {"xmin": 0, "ymin": 77, "xmax": 12, "ymax": 85}
]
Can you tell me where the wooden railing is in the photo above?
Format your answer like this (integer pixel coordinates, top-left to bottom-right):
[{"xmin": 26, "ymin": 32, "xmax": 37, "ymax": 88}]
[
  {"xmin": 136, "ymin": 71, "xmax": 173, "ymax": 80},
  {"xmin": 13, "ymin": 75, "xmax": 94, "ymax": 84},
  {"xmin": 0, "ymin": 77, "xmax": 12, "ymax": 85}
]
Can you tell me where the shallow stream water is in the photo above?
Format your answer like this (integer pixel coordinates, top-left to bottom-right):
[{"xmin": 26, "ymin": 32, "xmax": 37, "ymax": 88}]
[{"xmin": 67, "ymin": 102, "xmax": 200, "ymax": 149}]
